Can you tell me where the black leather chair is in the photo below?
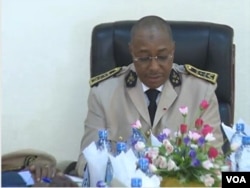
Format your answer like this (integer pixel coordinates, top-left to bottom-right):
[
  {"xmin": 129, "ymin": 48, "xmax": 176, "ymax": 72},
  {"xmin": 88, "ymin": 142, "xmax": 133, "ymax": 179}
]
[{"xmin": 64, "ymin": 20, "xmax": 235, "ymax": 174}]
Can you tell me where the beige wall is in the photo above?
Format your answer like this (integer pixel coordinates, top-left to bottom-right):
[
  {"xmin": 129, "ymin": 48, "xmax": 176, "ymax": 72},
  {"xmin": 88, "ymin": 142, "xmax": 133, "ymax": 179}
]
[{"xmin": 2, "ymin": 0, "xmax": 250, "ymax": 169}]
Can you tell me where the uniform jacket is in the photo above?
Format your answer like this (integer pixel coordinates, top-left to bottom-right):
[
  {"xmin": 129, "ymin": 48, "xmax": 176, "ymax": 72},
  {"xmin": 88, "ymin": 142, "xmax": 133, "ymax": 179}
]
[{"xmin": 76, "ymin": 63, "xmax": 223, "ymax": 176}]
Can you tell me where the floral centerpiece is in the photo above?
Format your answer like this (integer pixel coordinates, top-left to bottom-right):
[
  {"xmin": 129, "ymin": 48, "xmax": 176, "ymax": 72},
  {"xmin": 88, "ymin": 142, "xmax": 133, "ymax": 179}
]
[{"xmin": 131, "ymin": 100, "xmax": 226, "ymax": 187}]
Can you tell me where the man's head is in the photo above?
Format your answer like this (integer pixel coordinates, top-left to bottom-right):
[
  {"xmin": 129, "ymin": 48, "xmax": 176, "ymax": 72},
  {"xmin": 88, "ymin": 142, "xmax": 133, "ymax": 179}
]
[{"xmin": 129, "ymin": 16, "xmax": 175, "ymax": 89}]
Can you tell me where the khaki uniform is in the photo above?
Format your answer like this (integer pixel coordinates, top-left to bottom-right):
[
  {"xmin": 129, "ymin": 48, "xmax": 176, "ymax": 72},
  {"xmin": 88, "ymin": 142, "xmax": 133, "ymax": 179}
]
[{"xmin": 76, "ymin": 63, "xmax": 222, "ymax": 177}]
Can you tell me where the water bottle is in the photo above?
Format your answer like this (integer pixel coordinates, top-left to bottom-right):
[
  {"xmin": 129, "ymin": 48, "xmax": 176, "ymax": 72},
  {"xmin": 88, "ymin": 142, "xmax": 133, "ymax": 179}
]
[
  {"xmin": 82, "ymin": 163, "xmax": 90, "ymax": 187},
  {"xmin": 237, "ymin": 136, "xmax": 250, "ymax": 171},
  {"xmin": 95, "ymin": 129, "xmax": 113, "ymax": 186},
  {"xmin": 137, "ymin": 157, "xmax": 152, "ymax": 177},
  {"xmin": 96, "ymin": 129, "xmax": 112, "ymax": 152},
  {"xmin": 131, "ymin": 177, "xmax": 142, "ymax": 188},
  {"xmin": 104, "ymin": 158, "xmax": 113, "ymax": 186},
  {"xmin": 116, "ymin": 141, "xmax": 127, "ymax": 155},
  {"xmin": 230, "ymin": 123, "xmax": 247, "ymax": 171}
]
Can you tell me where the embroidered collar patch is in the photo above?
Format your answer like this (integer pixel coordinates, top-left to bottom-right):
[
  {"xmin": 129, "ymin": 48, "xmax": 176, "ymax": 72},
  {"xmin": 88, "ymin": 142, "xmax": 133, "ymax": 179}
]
[
  {"xmin": 170, "ymin": 69, "xmax": 181, "ymax": 87},
  {"xmin": 125, "ymin": 70, "xmax": 137, "ymax": 87}
]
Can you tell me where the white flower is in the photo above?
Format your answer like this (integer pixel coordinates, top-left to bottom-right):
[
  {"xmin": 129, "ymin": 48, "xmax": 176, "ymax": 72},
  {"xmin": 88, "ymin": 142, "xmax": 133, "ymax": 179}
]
[
  {"xmin": 214, "ymin": 169, "xmax": 222, "ymax": 180},
  {"xmin": 148, "ymin": 163, "xmax": 158, "ymax": 173},
  {"xmin": 146, "ymin": 147, "xmax": 159, "ymax": 161},
  {"xmin": 221, "ymin": 165, "xmax": 230, "ymax": 172},
  {"xmin": 190, "ymin": 144, "xmax": 198, "ymax": 149},
  {"xmin": 158, "ymin": 156, "xmax": 168, "ymax": 169},
  {"xmin": 167, "ymin": 159, "xmax": 178, "ymax": 171},
  {"xmin": 202, "ymin": 160, "xmax": 214, "ymax": 170},
  {"xmin": 162, "ymin": 139, "xmax": 174, "ymax": 155},
  {"xmin": 153, "ymin": 156, "xmax": 167, "ymax": 169},
  {"xmin": 134, "ymin": 141, "xmax": 145, "ymax": 151},
  {"xmin": 205, "ymin": 133, "xmax": 216, "ymax": 142},
  {"xmin": 213, "ymin": 163, "xmax": 221, "ymax": 169},
  {"xmin": 200, "ymin": 174, "xmax": 215, "ymax": 187},
  {"xmin": 174, "ymin": 130, "xmax": 182, "ymax": 137}
]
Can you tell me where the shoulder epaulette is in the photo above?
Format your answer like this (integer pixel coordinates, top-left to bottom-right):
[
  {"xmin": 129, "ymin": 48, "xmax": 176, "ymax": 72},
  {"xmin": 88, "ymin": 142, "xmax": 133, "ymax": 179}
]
[
  {"xmin": 89, "ymin": 67, "xmax": 122, "ymax": 87},
  {"xmin": 184, "ymin": 64, "xmax": 218, "ymax": 84}
]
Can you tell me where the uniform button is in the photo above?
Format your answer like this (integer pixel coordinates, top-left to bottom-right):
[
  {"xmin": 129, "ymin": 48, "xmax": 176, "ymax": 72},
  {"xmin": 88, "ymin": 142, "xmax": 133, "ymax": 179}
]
[{"xmin": 146, "ymin": 129, "xmax": 151, "ymax": 137}]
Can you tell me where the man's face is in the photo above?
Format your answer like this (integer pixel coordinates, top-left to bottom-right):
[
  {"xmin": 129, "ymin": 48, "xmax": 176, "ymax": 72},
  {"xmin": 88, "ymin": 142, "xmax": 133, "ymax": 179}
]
[{"xmin": 129, "ymin": 28, "xmax": 175, "ymax": 89}]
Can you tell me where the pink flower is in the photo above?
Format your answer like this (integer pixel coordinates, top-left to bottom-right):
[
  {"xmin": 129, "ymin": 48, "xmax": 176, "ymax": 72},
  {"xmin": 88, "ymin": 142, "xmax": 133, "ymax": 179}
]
[
  {"xmin": 188, "ymin": 131, "xmax": 201, "ymax": 141},
  {"xmin": 179, "ymin": 106, "xmax": 188, "ymax": 116},
  {"xmin": 131, "ymin": 119, "xmax": 142, "ymax": 129},
  {"xmin": 162, "ymin": 128, "xmax": 171, "ymax": 137},
  {"xmin": 200, "ymin": 100, "xmax": 209, "ymax": 110},
  {"xmin": 201, "ymin": 124, "xmax": 213, "ymax": 136}
]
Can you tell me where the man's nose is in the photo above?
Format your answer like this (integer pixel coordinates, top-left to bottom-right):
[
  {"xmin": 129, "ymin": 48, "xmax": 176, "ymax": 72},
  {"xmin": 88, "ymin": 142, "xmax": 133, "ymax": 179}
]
[{"xmin": 148, "ymin": 58, "xmax": 160, "ymax": 69}]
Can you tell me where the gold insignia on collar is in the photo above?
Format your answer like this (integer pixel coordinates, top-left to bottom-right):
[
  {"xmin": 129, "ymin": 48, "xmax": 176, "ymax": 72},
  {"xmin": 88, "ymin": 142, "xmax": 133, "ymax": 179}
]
[
  {"xmin": 184, "ymin": 64, "xmax": 218, "ymax": 84},
  {"xmin": 89, "ymin": 67, "xmax": 122, "ymax": 87},
  {"xmin": 170, "ymin": 69, "xmax": 181, "ymax": 87},
  {"xmin": 125, "ymin": 70, "xmax": 137, "ymax": 87}
]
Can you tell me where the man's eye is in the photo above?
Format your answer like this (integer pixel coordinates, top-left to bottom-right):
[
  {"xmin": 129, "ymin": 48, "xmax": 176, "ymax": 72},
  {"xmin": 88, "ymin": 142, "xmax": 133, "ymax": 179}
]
[
  {"xmin": 157, "ymin": 56, "xmax": 168, "ymax": 61},
  {"xmin": 139, "ymin": 57, "xmax": 150, "ymax": 62}
]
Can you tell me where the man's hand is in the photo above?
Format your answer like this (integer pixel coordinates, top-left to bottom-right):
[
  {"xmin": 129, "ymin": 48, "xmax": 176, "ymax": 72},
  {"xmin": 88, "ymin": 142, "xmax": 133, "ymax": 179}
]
[
  {"xmin": 27, "ymin": 164, "xmax": 60, "ymax": 182},
  {"xmin": 26, "ymin": 164, "xmax": 78, "ymax": 187}
]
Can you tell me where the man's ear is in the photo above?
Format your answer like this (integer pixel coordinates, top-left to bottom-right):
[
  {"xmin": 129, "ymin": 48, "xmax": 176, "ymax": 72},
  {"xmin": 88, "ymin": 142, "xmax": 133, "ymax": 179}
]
[
  {"xmin": 172, "ymin": 41, "xmax": 176, "ymax": 52},
  {"xmin": 128, "ymin": 42, "xmax": 132, "ymax": 54}
]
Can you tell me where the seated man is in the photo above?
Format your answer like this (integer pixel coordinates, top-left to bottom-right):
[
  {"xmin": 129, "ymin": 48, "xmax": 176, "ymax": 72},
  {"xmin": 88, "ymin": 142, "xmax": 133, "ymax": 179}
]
[{"xmin": 76, "ymin": 15, "xmax": 223, "ymax": 177}]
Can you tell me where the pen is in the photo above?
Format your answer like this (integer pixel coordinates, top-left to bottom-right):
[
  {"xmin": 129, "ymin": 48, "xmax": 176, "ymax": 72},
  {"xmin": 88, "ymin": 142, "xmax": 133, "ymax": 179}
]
[{"xmin": 42, "ymin": 177, "xmax": 52, "ymax": 183}]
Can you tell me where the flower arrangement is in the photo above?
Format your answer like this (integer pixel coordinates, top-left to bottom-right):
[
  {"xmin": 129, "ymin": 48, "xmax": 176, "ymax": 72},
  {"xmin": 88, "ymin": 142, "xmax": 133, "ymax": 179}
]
[{"xmin": 131, "ymin": 100, "xmax": 226, "ymax": 187}]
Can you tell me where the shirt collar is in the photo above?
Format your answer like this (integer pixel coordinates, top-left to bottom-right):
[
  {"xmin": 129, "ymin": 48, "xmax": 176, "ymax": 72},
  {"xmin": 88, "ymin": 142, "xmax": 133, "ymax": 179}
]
[{"xmin": 142, "ymin": 83, "xmax": 163, "ymax": 92}]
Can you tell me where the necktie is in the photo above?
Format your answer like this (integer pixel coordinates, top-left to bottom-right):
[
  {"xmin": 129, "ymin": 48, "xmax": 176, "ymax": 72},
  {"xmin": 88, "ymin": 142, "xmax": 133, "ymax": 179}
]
[{"xmin": 145, "ymin": 89, "xmax": 160, "ymax": 126}]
